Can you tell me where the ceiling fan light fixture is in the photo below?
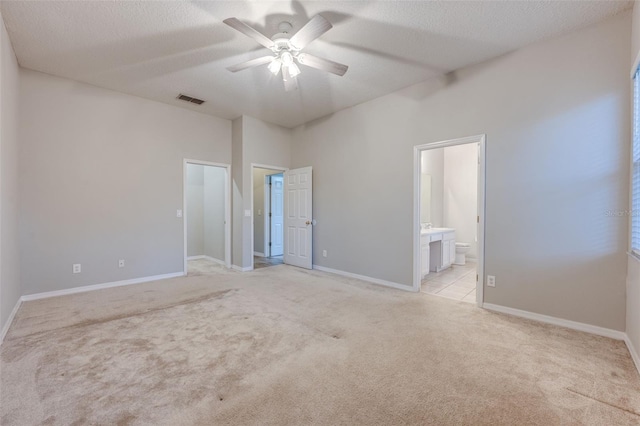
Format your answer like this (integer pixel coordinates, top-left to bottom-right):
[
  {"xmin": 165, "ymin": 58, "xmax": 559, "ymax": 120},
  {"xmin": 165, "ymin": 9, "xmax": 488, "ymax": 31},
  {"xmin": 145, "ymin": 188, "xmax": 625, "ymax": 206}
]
[
  {"xmin": 282, "ymin": 64, "xmax": 292, "ymax": 82},
  {"xmin": 268, "ymin": 58, "xmax": 281, "ymax": 75},
  {"xmin": 281, "ymin": 51, "xmax": 294, "ymax": 66},
  {"xmin": 288, "ymin": 62, "xmax": 301, "ymax": 77}
]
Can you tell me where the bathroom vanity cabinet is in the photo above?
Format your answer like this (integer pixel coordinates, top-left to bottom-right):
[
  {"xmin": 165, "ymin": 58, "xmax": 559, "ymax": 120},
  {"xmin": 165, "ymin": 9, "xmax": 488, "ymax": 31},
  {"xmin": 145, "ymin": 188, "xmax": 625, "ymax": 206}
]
[
  {"xmin": 420, "ymin": 235, "xmax": 430, "ymax": 278},
  {"xmin": 420, "ymin": 228, "xmax": 455, "ymax": 277}
]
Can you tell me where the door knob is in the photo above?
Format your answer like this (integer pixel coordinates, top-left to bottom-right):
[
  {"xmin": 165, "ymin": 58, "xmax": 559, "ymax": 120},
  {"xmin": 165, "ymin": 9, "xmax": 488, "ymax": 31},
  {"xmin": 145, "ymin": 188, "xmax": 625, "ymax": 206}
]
[{"xmin": 305, "ymin": 221, "xmax": 311, "ymax": 225}]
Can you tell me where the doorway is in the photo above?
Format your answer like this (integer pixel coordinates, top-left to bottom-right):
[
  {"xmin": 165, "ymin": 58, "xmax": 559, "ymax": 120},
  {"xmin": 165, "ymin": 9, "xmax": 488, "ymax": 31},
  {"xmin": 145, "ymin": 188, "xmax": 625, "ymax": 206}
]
[
  {"xmin": 413, "ymin": 135, "xmax": 486, "ymax": 306},
  {"xmin": 266, "ymin": 173, "xmax": 284, "ymax": 257},
  {"xmin": 183, "ymin": 159, "xmax": 231, "ymax": 275},
  {"xmin": 252, "ymin": 164, "xmax": 287, "ymax": 269}
]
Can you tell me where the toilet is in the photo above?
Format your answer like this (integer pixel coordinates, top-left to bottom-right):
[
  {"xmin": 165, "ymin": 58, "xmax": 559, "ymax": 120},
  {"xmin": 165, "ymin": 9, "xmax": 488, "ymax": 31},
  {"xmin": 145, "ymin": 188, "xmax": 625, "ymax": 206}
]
[{"xmin": 454, "ymin": 242, "xmax": 471, "ymax": 265}]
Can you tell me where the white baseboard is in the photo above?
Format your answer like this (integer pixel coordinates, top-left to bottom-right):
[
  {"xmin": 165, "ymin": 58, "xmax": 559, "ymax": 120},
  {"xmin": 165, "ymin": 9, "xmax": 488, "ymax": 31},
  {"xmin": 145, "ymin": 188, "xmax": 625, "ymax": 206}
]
[
  {"xmin": 483, "ymin": 303, "xmax": 626, "ymax": 340},
  {"xmin": 254, "ymin": 251, "xmax": 265, "ymax": 257},
  {"xmin": 21, "ymin": 272, "xmax": 184, "ymax": 302},
  {"xmin": 232, "ymin": 265, "xmax": 253, "ymax": 272},
  {"xmin": 188, "ymin": 255, "xmax": 225, "ymax": 265},
  {"xmin": 624, "ymin": 335, "xmax": 640, "ymax": 375},
  {"xmin": 312, "ymin": 265, "xmax": 415, "ymax": 292},
  {"xmin": 203, "ymin": 255, "xmax": 225, "ymax": 265},
  {"xmin": 0, "ymin": 298, "xmax": 22, "ymax": 344}
]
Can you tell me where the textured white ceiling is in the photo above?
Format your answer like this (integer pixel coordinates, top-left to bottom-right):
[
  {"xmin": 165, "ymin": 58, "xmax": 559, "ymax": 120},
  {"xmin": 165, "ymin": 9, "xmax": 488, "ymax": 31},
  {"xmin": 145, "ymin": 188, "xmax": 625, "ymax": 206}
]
[{"xmin": 0, "ymin": 1, "xmax": 633, "ymax": 128}]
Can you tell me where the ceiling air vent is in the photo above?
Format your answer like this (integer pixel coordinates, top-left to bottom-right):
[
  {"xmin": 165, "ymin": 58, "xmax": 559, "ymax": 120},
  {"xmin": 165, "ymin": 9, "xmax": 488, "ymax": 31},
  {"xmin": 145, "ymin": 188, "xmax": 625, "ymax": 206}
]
[{"xmin": 177, "ymin": 94, "xmax": 205, "ymax": 105}]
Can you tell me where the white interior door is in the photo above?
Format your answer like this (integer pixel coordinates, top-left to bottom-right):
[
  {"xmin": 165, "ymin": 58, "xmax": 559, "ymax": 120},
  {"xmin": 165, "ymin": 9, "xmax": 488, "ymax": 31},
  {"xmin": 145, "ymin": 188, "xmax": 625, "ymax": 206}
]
[
  {"xmin": 284, "ymin": 167, "xmax": 313, "ymax": 269},
  {"xmin": 270, "ymin": 174, "xmax": 284, "ymax": 257}
]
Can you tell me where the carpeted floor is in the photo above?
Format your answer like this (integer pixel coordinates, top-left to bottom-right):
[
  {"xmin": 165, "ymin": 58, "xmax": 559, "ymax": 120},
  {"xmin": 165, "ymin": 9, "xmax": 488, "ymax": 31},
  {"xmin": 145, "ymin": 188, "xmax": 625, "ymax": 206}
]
[{"xmin": 2, "ymin": 262, "xmax": 640, "ymax": 425}]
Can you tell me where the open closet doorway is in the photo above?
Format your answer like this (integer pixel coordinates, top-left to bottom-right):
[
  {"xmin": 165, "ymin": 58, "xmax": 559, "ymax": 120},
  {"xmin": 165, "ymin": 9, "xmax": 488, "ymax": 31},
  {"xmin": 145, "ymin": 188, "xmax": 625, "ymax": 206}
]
[
  {"xmin": 413, "ymin": 135, "xmax": 486, "ymax": 306},
  {"xmin": 183, "ymin": 160, "xmax": 231, "ymax": 275},
  {"xmin": 252, "ymin": 164, "xmax": 287, "ymax": 269}
]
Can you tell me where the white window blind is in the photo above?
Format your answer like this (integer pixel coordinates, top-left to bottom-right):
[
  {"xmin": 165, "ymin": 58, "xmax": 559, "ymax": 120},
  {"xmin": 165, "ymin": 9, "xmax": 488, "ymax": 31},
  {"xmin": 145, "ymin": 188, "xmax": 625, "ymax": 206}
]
[{"xmin": 632, "ymin": 68, "xmax": 640, "ymax": 254}]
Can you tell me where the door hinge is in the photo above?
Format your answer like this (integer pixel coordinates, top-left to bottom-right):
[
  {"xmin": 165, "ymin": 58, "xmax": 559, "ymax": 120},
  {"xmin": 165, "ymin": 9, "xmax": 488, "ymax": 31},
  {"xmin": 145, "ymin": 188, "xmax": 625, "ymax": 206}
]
[
  {"xmin": 269, "ymin": 212, "xmax": 272, "ymax": 217},
  {"xmin": 269, "ymin": 242, "xmax": 272, "ymax": 247},
  {"xmin": 476, "ymin": 274, "xmax": 478, "ymax": 281},
  {"xmin": 477, "ymin": 216, "xmax": 479, "ymax": 223}
]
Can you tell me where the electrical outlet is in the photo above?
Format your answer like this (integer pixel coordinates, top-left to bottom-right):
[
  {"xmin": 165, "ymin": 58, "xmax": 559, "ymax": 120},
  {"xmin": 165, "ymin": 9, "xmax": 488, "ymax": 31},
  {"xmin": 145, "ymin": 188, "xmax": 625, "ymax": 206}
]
[
  {"xmin": 487, "ymin": 275, "xmax": 496, "ymax": 287},
  {"xmin": 322, "ymin": 250, "xmax": 327, "ymax": 257},
  {"xmin": 73, "ymin": 264, "xmax": 81, "ymax": 274},
  {"xmin": 176, "ymin": 209, "xmax": 183, "ymax": 218},
  {"xmin": 118, "ymin": 259, "xmax": 125, "ymax": 268}
]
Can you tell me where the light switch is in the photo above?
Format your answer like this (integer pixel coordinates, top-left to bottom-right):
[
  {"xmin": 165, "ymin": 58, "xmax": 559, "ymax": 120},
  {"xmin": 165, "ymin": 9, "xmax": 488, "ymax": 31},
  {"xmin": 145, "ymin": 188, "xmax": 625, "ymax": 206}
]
[
  {"xmin": 244, "ymin": 210, "xmax": 251, "ymax": 217},
  {"xmin": 258, "ymin": 209, "xmax": 262, "ymax": 216},
  {"xmin": 177, "ymin": 209, "xmax": 183, "ymax": 218}
]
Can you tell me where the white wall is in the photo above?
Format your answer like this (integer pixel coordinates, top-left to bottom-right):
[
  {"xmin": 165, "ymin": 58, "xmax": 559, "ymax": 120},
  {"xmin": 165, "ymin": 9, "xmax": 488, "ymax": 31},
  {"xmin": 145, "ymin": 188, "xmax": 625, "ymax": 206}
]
[
  {"xmin": 186, "ymin": 164, "xmax": 205, "ymax": 257},
  {"xmin": 232, "ymin": 115, "xmax": 291, "ymax": 269},
  {"xmin": 443, "ymin": 143, "xmax": 478, "ymax": 259},
  {"xmin": 421, "ymin": 149, "xmax": 444, "ymax": 227},
  {"xmin": 0, "ymin": 10, "xmax": 20, "ymax": 332},
  {"xmin": 292, "ymin": 12, "xmax": 631, "ymax": 330},
  {"xmin": 203, "ymin": 165, "xmax": 225, "ymax": 261},
  {"xmin": 19, "ymin": 69, "xmax": 231, "ymax": 295},
  {"xmin": 627, "ymin": 1, "xmax": 640, "ymax": 368}
]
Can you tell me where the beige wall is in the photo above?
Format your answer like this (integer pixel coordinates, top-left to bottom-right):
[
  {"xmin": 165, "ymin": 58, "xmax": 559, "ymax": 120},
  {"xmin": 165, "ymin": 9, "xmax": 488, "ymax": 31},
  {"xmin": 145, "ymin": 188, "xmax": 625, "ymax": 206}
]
[
  {"xmin": 627, "ymin": 2, "xmax": 640, "ymax": 365},
  {"xmin": 0, "ymin": 10, "xmax": 20, "ymax": 332},
  {"xmin": 186, "ymin": 164, "xmax": 205, "ymax": 257},
  {"xmin": 633, "ymin": 3, "xmax": 640, "ymax": 69},
  {"xmin": 186, "ymin": 164, "xmax": 226, "ymax": 260},
  {"xmin": 19, "ymin": 69, "xmax": 231, "ymax": 295},
  {"xmin": 292, "ymin": 12, "xmax": 631, "ymax": 330},
  {"xmin": 203, "ymin": 165, "xmax": 226, "ymax": 261},
  {"xmin": 231, "ymin": 117, "xmax": 244, "ymax": 268}
]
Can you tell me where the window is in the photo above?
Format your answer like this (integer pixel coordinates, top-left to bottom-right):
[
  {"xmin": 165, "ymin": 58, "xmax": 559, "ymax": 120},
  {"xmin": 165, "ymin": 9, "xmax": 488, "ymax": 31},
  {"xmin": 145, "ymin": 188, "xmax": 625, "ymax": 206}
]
[{"xmin": 632, "ymin": 68, "xmax": 640, "ymax": 255}]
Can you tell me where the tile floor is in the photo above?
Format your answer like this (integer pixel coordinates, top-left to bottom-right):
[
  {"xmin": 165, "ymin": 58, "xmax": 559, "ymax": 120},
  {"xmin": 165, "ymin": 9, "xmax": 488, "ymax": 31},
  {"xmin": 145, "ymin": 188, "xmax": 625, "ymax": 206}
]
[
  {"xmin": 421, "ymin": 261, "xmax": 477, "ymax": 303},
  {"xmin": 254, "ymin": 255, "xmax": 284, "ymax": 269}
]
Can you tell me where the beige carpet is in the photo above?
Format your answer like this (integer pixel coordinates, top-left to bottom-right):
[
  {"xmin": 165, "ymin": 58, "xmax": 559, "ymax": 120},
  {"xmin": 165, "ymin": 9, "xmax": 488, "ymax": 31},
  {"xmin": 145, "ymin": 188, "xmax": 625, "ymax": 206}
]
[{"xmin": 2, "ymin": 261, "xmax": 640, "ymax": 425}]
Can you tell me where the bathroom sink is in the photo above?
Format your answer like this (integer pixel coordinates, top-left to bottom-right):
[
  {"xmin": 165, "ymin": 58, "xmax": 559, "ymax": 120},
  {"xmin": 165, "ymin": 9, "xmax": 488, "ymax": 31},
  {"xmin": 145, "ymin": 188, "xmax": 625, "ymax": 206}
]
[{"xmin": 421, "ymin": 227, "xmax": 454, "ymax": 234}]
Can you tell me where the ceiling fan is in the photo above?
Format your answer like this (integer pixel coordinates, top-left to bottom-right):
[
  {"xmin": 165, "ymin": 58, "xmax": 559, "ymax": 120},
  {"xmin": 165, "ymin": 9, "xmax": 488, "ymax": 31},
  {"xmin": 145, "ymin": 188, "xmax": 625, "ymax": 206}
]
[{"xmin": 223, "ymin": 15, "xmax": 348, "ymax": 91}]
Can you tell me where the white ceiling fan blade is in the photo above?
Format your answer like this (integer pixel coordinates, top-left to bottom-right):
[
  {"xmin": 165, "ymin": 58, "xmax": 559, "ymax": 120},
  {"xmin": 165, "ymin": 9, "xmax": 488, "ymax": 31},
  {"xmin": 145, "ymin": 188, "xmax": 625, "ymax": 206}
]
[
  {"xmin": 289, "ymin": 15, "xmax": 332, "ymax": 50},
  {"xmin": 297, "ymin": 53, "xmax": 348, "ymax": 76},
  {"xmin": 223, "ymin": 18, "xmax": 275, "ymax": 49},
  {"xmin": 227, "ymin": 56, "xmax": 274, "ymax": 72},
  {"xmin": 282, "ymin": 66, "xmax": 298, "ymax": 91}
]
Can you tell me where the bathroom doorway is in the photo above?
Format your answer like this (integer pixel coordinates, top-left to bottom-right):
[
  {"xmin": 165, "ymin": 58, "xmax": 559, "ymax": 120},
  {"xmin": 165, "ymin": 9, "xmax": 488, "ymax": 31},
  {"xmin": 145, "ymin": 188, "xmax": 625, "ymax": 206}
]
[
  {"xmin": 266, "ymin": 173, "xmax": 284, "ymax": 257},
  {"xmin": 413, "ymin": 135, "xmax": 486, "ymax": 306},
  {"xmin": 252, "ymin": 164, "xmax": 287, "ymax": 269},
  {"xmin": 183, "ymin": 160, "xmax": 231, "ymax": 275}
]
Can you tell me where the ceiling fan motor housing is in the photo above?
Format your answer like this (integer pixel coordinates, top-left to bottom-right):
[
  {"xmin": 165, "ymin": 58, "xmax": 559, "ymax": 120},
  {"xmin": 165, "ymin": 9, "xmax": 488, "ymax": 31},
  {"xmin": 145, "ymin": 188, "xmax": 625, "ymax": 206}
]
[
  {"xmin": 271, "ymin": 38, "xmax": 294, "ymax": 52},
  {"xmin": 278, "ymin": 21, "xmax": 293, "ymax": 34}
]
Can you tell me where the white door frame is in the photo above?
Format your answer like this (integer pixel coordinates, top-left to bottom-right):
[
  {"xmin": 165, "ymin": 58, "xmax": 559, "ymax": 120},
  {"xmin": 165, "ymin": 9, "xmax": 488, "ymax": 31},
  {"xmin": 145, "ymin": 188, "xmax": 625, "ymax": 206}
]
[
  {"xmin": 250, "ymin": 163, "xmax": 288, "ymax": 269},
  {"xmin": 183, "ymin": 159, "xmax": 232, "ymax": 274},
  {"xmin": 413, "ymin": 135, "xmax": 486, "ymax": 307},
  {"xmin": 262, "ymin": 175, "xmax": 270, "ymax": 257}
]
